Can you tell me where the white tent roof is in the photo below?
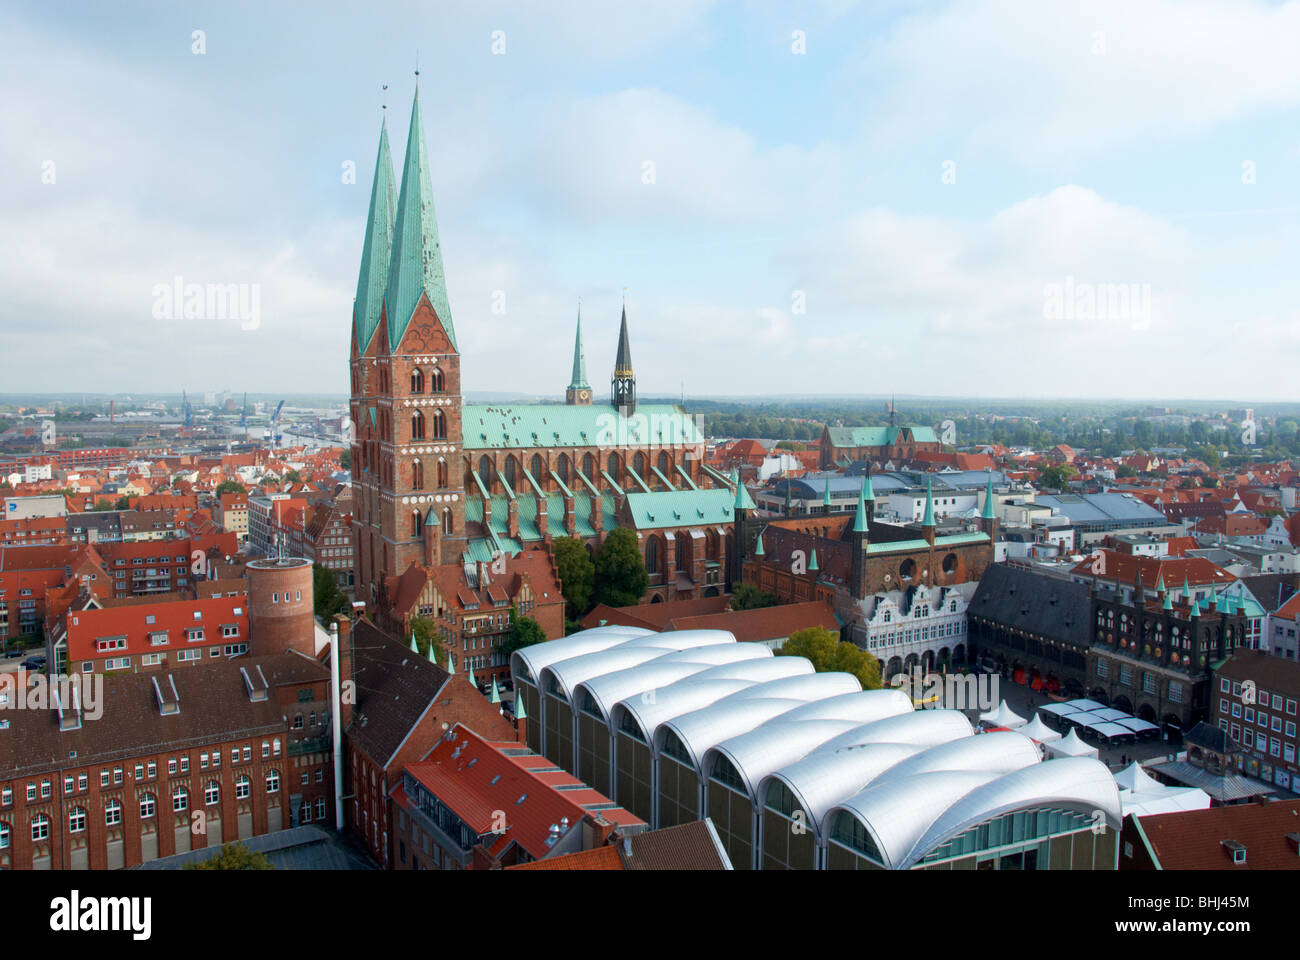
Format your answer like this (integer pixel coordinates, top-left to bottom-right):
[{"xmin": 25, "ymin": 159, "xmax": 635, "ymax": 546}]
[
  {"xmin": 1017, "ymin": 713, "xmax": 1062, "ymax": 744},
  {"xmin": 1091, "ymin": 708, "xmax": 1131, "ymax": 723},
  {"xmin": 1113, "ymin": 761, "xmax": 1160, "ymax": 793},
  {"xmin": 978, "ymin": 700, "xmax": 1027, "ymax": 729},
  {"xmin": 1122, "ymin": 786, "xmax": 1212, "ymax": 817},
  {"xmin": 1089, "ymin": 722, "xmax": 1136, "ymax": 739},
  {"xmin": 1115, "ymin": 717, "xmax": 1160, "ymax": 734},
  {"xmin": 1037, "ymin": 702, "xmax": 1081, "ymax": 718},
  {"xmin": 1064, "ymin": 698, "xmax": 1106, "ymax": 712},
  {"xmin": 1044, "ymin": 728, "xmax": 1099, "ymax": 759}
]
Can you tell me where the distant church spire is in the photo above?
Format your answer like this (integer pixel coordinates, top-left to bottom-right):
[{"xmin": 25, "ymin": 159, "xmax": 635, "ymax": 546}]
[
  {"xmin": 612, "ymin": 297, "xmax": 636, "ymax": 416},
  {"xmin": 566, "ymin": 304, "xmax": 591, "ymax": 405}
]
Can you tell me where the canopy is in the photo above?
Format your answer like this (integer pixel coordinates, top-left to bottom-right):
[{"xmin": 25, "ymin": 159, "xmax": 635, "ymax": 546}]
[
  {"xmin": 1121, "ymin": 786, "xmax": 1211, "ymax": 817},
  {"xmin": 1115, "ymin": 717, "xmax": 1160, "ymax": 734},
  {"xmin": 1044, "ymin": 728, "xmax": 1099, "ymax": 759},
  {"xmin": 1038, "ymin": 702, "xmax": 1081, "ymax": 718},
  {"xmin": 1089, "ymin": 722, "xmax": 1136, "ymax": 740},
  {"xmin": 1016, "ymin": 713, "xmax": 1062, "ymax": 744},
  {"xmin": 978, "ymin": 700, "xmax": 1027, "ymax": 730},
  {"xmin": 1113, "ymin": 761, "xmax": 1160, "ymax": 794},
  {"xmin": 1090, "ymin": 708, "xmax": 1130, "ymax": 723},
  {"xmin": 1063, "ymin": 698, "xmax": 1106, "ymax": 712}
]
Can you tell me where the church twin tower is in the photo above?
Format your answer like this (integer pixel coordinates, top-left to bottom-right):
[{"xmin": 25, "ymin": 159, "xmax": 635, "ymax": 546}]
[{"xmin": 349, "ymin": 90, "xmax": 642, "ymax": 606}]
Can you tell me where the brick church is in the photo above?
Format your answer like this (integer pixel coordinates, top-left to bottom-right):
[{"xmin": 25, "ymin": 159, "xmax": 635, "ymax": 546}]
[{"xmin": 348, "ymin": 90, "xmax": 734, "ymax": 623}]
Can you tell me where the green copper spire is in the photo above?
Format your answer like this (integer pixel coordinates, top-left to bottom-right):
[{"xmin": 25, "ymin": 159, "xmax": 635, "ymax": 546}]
[
  {"xmin": 809, "ymin": 548, "xmax": 819, "ymax": 572},
  {"xmin": 922, "ymin": 476, "xmax": 935, "ymax": 527},
  {"xmin": 823, "ymin": 477, "xmax": 832, "ymax": 508},
  {"xmin": 426, "ymin": 640, "xmax": 439, "ymax": 664},
  {"xmin": 755, "ymin": 532, "xmax": 765, "ymax": 556},
  {"xmin": 981, "ymin": 470, "xmax": 995, "ymax": 520},
  {"xmin": 490, "ymin": 677, "xmax": 501, "ymax": 704},
  {"xmin": 733, "ymin": 469, "xmax": 757, "ymax": 511},
  {"xmin": 467, "ymin": 662, "xmax": 477, "ymax": 688},
  {"xmin": 354, "ymin": 118, "xmax": 396, "ymax": 353},
  {"xmin": 424, "ymin": 505, "xmax": 439, "ymax": 526},
  {"xmin": 862, "ymin": 472, "xmax": 875, "ymax": 501},
  {"xmin": 409, "ymin": 635, "xmax": 418, "ymax": 654},
  {"xmin": 568, "ymin": 307, "xmax": 589, "ymax": 390},
  {"xmin": 445, "ymin": 651, "xmax": 455, "ymax": 675},
  {"xmin": 852, "ymin": 483, "xmax": 869, "ymax": 534},
  {"xmin": 514, "ymin": 691, "xmax": 526, "ymax": 720},
  {"xmin": 1155, "ymin": 573, "xmax": 1166, "ymax": 593},
  {"xmin": 385, "ymin": 89, "xmax": 456, "ymax": 353},
  {"xmin": 1182, "ymin": 577, "xmax": 1192, "ymax": 601},
  {"xmin": 1162, "ymin": 590, "xmax": 1173, "ymax": 612}
]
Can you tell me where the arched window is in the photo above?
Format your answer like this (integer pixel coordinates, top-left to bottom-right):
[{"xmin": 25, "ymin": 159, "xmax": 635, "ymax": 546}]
[
  {"xmin": 442, "ymin": 508, "xmax": 454, "ymax": 534},
  {"xmin": 0, "ymin": 821, "xmax": 9, "ymax": 850},
  {"xmin": 69, "ymin": 806, "xmax": 87, "ymax": 833},
  {"xmin": 530, "ymin": 454, "xmax": 544, "ymax": 483},
  {"xmin": 646, "ymin": 536, "xmax": 660, "ymax": 574},
  {"xmin": 582, "ymin": 453, "xmax": 596, "ymax": 481},
  {"xmin": 411, "ymin": 411, "xmax": 425, "ymax": 440},
  {"xmin": 104, "ymin": 799, "xmax": 122, "ymax": 826},
  {"xmin": 412, "ymin": 511, "xmax": 422, "ymax": 538},
  {"xmin": 140, "ymin": 793, "xmax": 156, "ymax": 819},
  {"xmin": 172, "ymin": 786, "xmax": 188, "ymax": 813},
  {"xmin": 478, "ymin": 455, "xmax": 493, "ymax": 490},
  {"xmin": 410, "ymin": 369, "xmax": 424, "ymax": 394},
  {"xmin": 504, "ymin": 456, "xmax": 518, "ymax": 488},
  {"xmin": 607, "ymin": 453, "xmax": 620, "ymax": 481},
  {"xmin": 682, "ymin": 450, "xmax": 694, "ymax": 479},
  {"xmin": 412, "ymin": 458, "xmax": 424, "ymax": 490},
  {"xmin": 557, "ymin": 454, "xmax": 570, "ymax": 485},
  {"xmin": 436, "ymin": 458, "xmax": 448, "ymax": 489},
  {"xmin": 205, "ymin": 781, "xmax": 220, "ymax": 806},
  {"xmin": 657, "ymin": 451, "xmax": 670, "ymax": 474},
  {"xmin": 432, "ymin": 409, "xmax": 446, "ymax": 440},
  {"xmin": 31, "ymin": 814, "xmax": 49, "ymax": 842},
  {"xmin": 235, "ymin": 775, "xmax": 251, "ymax": 801},
  {"xmin": 431, "ymin": 369, "xmax": 445, "ymax": 392},
  {"xmin": 634, "ymin": 452, "xmax": 646, "ymax": 476},
  {"xmin": 266, "ymin": 770, "xmax": 280, "ymax": 794}
]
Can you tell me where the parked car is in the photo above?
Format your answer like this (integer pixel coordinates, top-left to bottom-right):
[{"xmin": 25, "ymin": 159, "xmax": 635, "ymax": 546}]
[
  {"xmin": 20, "ymin": 656, "xmax": 45, "ymax": 670},
  {"xmin": 3, "ymin": 648, "xmax": 23, "ymax": 659}
]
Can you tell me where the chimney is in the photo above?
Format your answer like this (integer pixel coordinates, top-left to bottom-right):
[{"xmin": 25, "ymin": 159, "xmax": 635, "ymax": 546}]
[
  {"xmin": 537, "ymin": 495, "xmax": 549, "ymax": 543},
  {"xmin": 564, "ymin": 492, "xmax": 576, "ymax": 537},
  {"xmin": 507, "ymin": 498, "xmax": 520, "ymax": 540},
  {"xmin": 422, "ymin": 510, "xmax": 439, "ymax": 566},
  {"xmin": 334, "ymin": 612, "xmax": 356, "ymax": 730}
]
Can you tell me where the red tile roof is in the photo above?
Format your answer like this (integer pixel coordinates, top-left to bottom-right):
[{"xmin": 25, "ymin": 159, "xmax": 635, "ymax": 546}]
[{"xmin": 1136, "ymin": 799, "xmax": 1300, "ymax": 869}]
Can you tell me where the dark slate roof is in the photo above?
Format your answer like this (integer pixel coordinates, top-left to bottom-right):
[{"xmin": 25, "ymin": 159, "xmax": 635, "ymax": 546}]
[
  {"xmin": 0, "ymin": 652, "xmax": 328, "ymax": 780},
  {"xmin": 969, "ymin": 564, "xmax": 1091, "ymax": 648},
  {"xmin": 1183, "ymin": 720, "xmax": 1242, "ymax": 754},
  {"xmin": 346, "ymin": 618, "xmax": 449, "ymax": 770},
  {"xmin": 137, "ymin": 825, "xmax": 377, "ymax": 870},
  {"xmin": 1241, "ymin": 573, "xmax": 1299, "ymax": 613}
]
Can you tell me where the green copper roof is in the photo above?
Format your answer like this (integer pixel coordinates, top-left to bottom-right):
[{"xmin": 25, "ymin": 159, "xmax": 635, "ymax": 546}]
[
  {"xmin": 852, "ymin": 484, "xmax": 869, "ymax": 533},
  {"xmin": 354, "ymin": 118, "xmax": 396, "ymax": 353},
  {"xmin": 445, "ymin": 651, "xmax": 455, "ymax": 674},
  {"xmin": 461, "ymin": 403, "xmax": 702, "ymax": 450},
  {"xmin": 981, "ymin": 470, "xmax": 995, "ymax": 520},
  {"xmin": 733, "ymin": 469, "xmax": 757, "ymax": 511},
  {"xmin": 921, "ymin": 476, "xmax": 935, "ymax": 527},
  {"xmin": 490, "ymin": 677, "xmax": 501, "ymax": 704},
  {"xmin": 626, "ymin": 488, "xmax": 735, "ymax": 531},
  {"xmin": 569, "ymin": 308, "xmax": 589, "ymax": 390},
  {"xmin": 826, "ymin": 425, "xmax": 939, "ymax": 448},
  {"xmin": 1162, "ymin": 590, "xmax": 1173, "ymax": 611},
  {"xmin": 1155, "ymin": 573, "xmax": 1165, "ymax": 593},
  {"xmin": 823, "ymin": 477, "xmax": 831, "ymax": 507},
  {"xmin": 809, "ymin": 548, "xmax": 819, "ymax": 572},
  {"xmin": 385, "ymin": 89, "xmax": 456, "ymax": 353},
  {"xmin": 1182, "ymin": 577, "xmax": 1192, "ymax": 600},
  {"xmin": 755, "ymin": 532, "xmax": 765, "ymax": 557},
  {"xmin": 424, "ymin": 506, "xmax": 439, "ymax": 526},
  {"xmin": 409, "ymin": 635, "xmax": 418, "ymax": 654},
  {"xmin": 426, "ymin": 642, "xmax": 439, "ymax": 664},
  {"xmin": 467, "ymin": 663, "xmax": 477, "ymax": 687},
  {"xmin": 514, "ymin": 690, "xmax": 526, "ymax": 719},
  {"xmin": 862, "ymin": 473, "xmax": 875, "ymax": 501}
]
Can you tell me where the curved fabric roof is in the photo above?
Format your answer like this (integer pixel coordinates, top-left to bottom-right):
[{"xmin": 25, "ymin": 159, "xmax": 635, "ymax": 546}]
[
  {"xmin": 901, "ymin": 756, "xmax": 1122, "ymax": 868},
  {"xmin": 539, "ymin": 630, "xmax": 733, "ymax": 703},
  {"xmin": 657, "ymin": 673, "xmax": 861, "ymax": 770},
  {"xmin": 704, "ymin": 690, "xmax": 914, "ymax": 799},
  {"xmin": 883, "ymin": 732, "xmax": 1042, "ymax": 781},
  {"xmin": 817, "ymin": 709, "xmax": 973, "ymax": 753},
  {"xmin": 611, "ymin": 657, "xmax": 811, "ymax": 745},
  {"xmin": 831, "ymin": 770, "xmax": 1002, "ymax": 870},
  {"xmin": 574, "ymin": 644, "xmax": 770, "ymax": 725},
  {"xmin": 511, "ymin": 625, "xmax": 654, "ymax": 683}
]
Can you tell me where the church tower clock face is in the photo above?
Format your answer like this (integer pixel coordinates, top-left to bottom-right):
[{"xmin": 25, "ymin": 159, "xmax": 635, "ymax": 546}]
[{"xmin": 579, "ymin": 389, "xmax": 590, "ymax": 401}]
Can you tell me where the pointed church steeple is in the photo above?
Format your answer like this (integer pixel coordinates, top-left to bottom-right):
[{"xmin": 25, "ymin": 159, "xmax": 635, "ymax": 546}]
[
  {"xmin": 354, "ymin": 117, "xmax": 396, "ymax": 353},
  {"xmin": 566, "ymin": 306, "xmax": 591, "ymax": 405},
  {"xmin": 385, "ymin": 88, "xmax": 456, "ymax": 353},
  {"xmin": 612, "ymin": 299, "xmax": 636, "ymax": 416}
]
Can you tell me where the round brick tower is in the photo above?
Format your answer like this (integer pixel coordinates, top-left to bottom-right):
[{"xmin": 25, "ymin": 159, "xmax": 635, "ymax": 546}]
[{"xmin": 247, "ymin": 557, "xmax": 315, "ymax": 657}]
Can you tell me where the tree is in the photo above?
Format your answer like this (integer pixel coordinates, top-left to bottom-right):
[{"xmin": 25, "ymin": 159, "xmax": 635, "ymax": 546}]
[
  {"xmin": 731, "ymin": 582, "xmax": 777, "ymax": 611},
  {"xmin": 312, "ymin": 564, "xmax": 347, "ymax": 621},
  {"xmin": 216, "ymin": 480, "xmax": 247, "ymax": 496},
  {"xmin": 1036, "ymin": 465, "xmax": 1075, "ymax": 491},
  {"xmin": 1114, "ymin": 464, "xmax": 1136, "ymax": 479},
  {"xmin": 283, "ymin": 469, "xmax": 302, "ymax": 484},
  {"xmin": 113, "ymin": 495, "xmax": 131, "ymax": 510},
  {"xmin": 594, "ymin": 528, "xmax": 648, "ymax": 607},
  {"xmin": 777, "ymin": 626, "xmax": 882, "ymax": 690},
  {"xmin": 552, "ymin": 536, "xmax": 595, "ymax": 617},
  {"xmin": 500, "ymin": 605, "xmax": 547, "ymax": 660},
  {"xmin": 339, "ymin": 449, "xmax": 352, "ymax": 471},
  {"xmin": 407, "ymin": 614, "xmax": 445, "ymax": 665},
  {"xmin": 184, "ymin": 842, "xmax": 274, "ymax": 871}
]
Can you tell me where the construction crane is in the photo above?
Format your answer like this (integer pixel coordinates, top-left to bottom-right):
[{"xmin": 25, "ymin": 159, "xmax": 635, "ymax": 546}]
[
  {"xmin": 183, "ymin": 391, "xmax": 193, "ymax": 429},
  {"xmin": 240, "ymin": 393, "xmax": 247, "ymax": 432},
  {"xmin": 266, "ymin": 400, "xmax": 286, "ymax": 448}
]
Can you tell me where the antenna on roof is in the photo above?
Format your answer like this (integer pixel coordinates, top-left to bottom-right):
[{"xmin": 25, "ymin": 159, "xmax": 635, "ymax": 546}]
[{"xmin": 381, "ymin": 82, "xmax": 388, "ymax": 115}]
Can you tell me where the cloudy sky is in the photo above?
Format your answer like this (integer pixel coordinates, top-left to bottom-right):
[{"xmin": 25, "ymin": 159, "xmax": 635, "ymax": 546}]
[{"xmin": 3, "ymin": 0, "xmax": 1299, "ymax": 401}]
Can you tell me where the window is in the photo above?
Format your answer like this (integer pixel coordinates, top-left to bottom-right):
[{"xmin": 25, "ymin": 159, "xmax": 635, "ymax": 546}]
[
  {"xmin": 316, "ymin": 797, "xmax": 326, "ymax": 820},
  {"xmin": 140, "ymin": 794, "xmax": 156, "ymax": 819},
  {"xmin": 231, "ymin": 748, "xmax": 240, "ymax": 765},
  {"xmin": 105, "ymin": 799, "xmax": 121, "ymax": 826},
  {"xmin": 0, "ymin": 787, "xmax": 10, "ymax": 807},
  {"xmin": 235, "ymin": 775, "xmax": 251, "ymax": 800},
  {"xmin": 172, "ymin": 787, "xmax": 188, "ymax": 812},
  {"xmin": 242, "ymin": 745, "xmax": 251, "ymax": 762},
  {"xmin": 266, "ymin": 770, "xmax": 280, "ymax": 794},
  {"xmin": 0, "ymin": 821, "xmax": 8, "ymax": 849},
  {"xmin": 201, "ymin": 752, "xmax": 209, "ymax": 769},
  {"xmin": 168, "ymin": 758, "xmax": 177, "ymax": 775},
  {"xmin": 32, "ymin": 814, "xmax": 49, "ymax": 842},
  {"xmin": 100, "ymin": 770, "xmax": 109, "ymax": 788},
  {"xmin": 69, "ymin": 807, "xmax": 86, "ymax": 833},
  {"xmin": 205, "ymin": 782, "xmax": 220, "ymax": 806},
  {"xmin": 41, "ymin": 780, "xmax": 51, "ymax": 799}
]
